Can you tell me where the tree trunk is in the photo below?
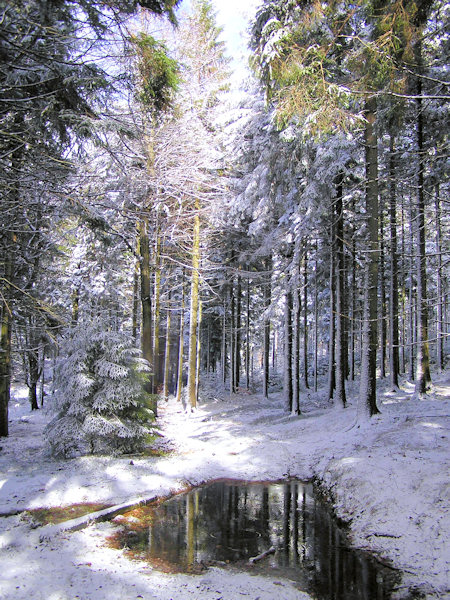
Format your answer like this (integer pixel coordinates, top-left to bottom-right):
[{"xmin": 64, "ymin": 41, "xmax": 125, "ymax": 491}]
[
  {"xmin": 234, "ymin": 274, "xmax": 241, "ymax": 390},
  {"xmin": 292, "ymin": 267, "xmax": 301, "ymax": 415},
  {"xmin": 0, "ymin": 300, "xmax": 12, "ymax": 437},
  {"xmin": 359, "ymin": 96, "xmax": 380, "ymax": 416},
  {"xmin": 262, "ymin": 257, "xmax": 271, "ymax": 398},
  {"xmin": 335, "ymin": 173, "xmax": 347, "ymax": 408},
  {"xmin": 327, "ymin": 231, "xmax": 336, "ymax": 401},
  {"xmin": 187, "ymin": 202, "xmax": 201, "ymax": 410},
  {"xmin": 435, "ymin": 185, "xmax": 444, "ymax": 371},
  {"xmin": 132, "ymin": 251, "xmax": 140, "ymax": 345},
  {"xmin": 176, "ymin": 272, "xmax": 185, "ymax": 402},
  {"xmin": 163, "ymin": 292, "xmax": 171, "ymax": 400},
  {"xmin": 388, "ymin": 133, "xmax": 400, "ymax": 389},
  {"xmin": 379, "ymin": 195, "xmax": 387, "ymax": 378},
  {"xmin": 303, "ymin": 249, "xmax": 309, "ymax": 389},
  {"xmin": 284, "ymin": 284, "xmax": 293, "ymax": 413},
  {"xmin": 414, "ymin": 45, "xmax": 431, "ymax": 394},
  {"xmin": 246, "ymin": 278, "xmax": 251, "ymax": 389},
  {"xmin": 139, "ymin": 217, "xmax": 155, "ymax": 413},
  {"xmin": 153, "ymin": 225, "xmax": 162, "ymax": 392}
]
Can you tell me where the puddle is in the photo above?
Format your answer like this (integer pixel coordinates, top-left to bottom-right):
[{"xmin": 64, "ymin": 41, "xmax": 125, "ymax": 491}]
[{"xmin": 109, "ymin": 479, "xmax": 400, "ymax": 599}]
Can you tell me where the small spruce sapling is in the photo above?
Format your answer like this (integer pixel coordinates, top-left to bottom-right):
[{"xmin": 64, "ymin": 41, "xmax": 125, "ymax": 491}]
[{"xmin": 45, "ymin": 324, "xmax": 154, "ymax": 457}]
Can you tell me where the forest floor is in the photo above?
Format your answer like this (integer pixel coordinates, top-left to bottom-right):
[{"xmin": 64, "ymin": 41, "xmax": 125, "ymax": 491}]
[{"xmin": 0, "ymin": 372, "xmax": 448, "ymax": 600}]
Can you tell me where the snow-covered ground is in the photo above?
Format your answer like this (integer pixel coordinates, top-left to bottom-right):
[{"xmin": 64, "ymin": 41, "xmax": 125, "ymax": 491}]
[{"xmin": 0, "ymin": 374, "xmax": 448, "ymax": 600}]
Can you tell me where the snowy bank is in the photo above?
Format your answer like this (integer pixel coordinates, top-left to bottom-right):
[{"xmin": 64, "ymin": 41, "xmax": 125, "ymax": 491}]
[{"xmin": 0, "ymin": 375, "xmax": 448, "ymax": 599}]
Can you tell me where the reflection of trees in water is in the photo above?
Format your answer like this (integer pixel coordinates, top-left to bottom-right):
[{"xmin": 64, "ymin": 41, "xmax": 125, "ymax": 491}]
[{"xmin": 138, "ymin": 481, "xmax": 396, "ymax": 599}]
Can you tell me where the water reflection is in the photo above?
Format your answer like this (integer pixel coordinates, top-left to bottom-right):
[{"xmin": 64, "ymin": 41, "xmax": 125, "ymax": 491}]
[{"xmin": 115, "ymin": 480, "xmax": 398, "ymax": 600}]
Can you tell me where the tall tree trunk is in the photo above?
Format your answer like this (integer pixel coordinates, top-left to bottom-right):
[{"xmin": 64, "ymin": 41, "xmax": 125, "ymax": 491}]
[
  {"xmin": 284, "ymin": 284, "xmax": 293, "ymax": 413},
  {"xmin": 408, "ymin": 199, "xmax": 416, "ymax": 381},
  {"xmin": 153, "ymin": 224, "xmax": 162, "ymax": 392},
  {"xmin": 230, "ymin": 285, "xmax": 235, "ymax": 394},
  {"xmin": 187, "ymin": 202, "xmax": 201, "ymax": 410},
  {"xmin": 303, "ymin": 249, "xmax": 309, "ymax": 389},
  {"xmin": 139, "ymin": 217, "xmax": 155, "ymax": 413},
  {"xmin": 176, "ymin": 272, "xmax": 185, "ymax": 402},
  {"xmin": 335, "ymin": 173, "xmax": 347, "ymax": 408},
  {"xmin": 349, "ymin": 233, "xmax": 356, "ymax": 382},
  {"xmin": 221, "ymin": 296, "xmax": 227, "ymax": 385},
  {"xmin": 196, "ymin": 300, "xmax": 202, "ymax": 403},
  {"xmin": 246, "ymin": 278, "xmax": 251, "ymax": 389},
  {"xmin": 292, "ymin": 265, "xmax": 301, "ymax": 415},
  {"xmin": 163, "ymin": 292, "xmax": 172, "ymax": 400},
  {"xmin": 379, "ymin": 195, "xmax": 387, "ymax": 378},
  {"xmin": 359, "ymin": 96, "xmax": 380, "ymax": 416},
  {"xmin": 27, "ymin": 321, "xmax": 40, "ymax": 411},
  {"xmin": 132, "ymin": 251, "xmax": 140, "ymax": 345},
  {"xmin": 327, "ymin": 231, "xmax": 336, "ymax": 401},
  {"xmin": 0, "ymin": 297, "xmax": 12, "ymax": 437},
  {"xmin": 414, "ymin": 44, "xmax": 431, "ymax": 394},
  {"xmin": 262, "ymin": 257, "xmax": 271, "ymax": 399},
  {"xmin": 388, "ymin": 133, "xmax": 400, "ymax": 389},
  {"xmin": 435, "ymin": 185, "xmax": 444, "ymax": 371},
  {"xmin": 234, "ymin": 274, "xmax": 241, "ymax": 390},
  {"xmin": 314, "ymin": 248, "xmax": 318, "ymax": 392}
]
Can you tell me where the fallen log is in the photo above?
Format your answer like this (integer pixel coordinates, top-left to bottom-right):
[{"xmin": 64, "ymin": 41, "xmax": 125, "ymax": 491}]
[{"xmin": 248, "ymin": 545, "xmax": 276, "ymax": 564}]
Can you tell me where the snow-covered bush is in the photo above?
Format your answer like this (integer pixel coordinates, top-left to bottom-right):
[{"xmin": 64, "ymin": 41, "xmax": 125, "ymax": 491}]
[{"xmin": 45, "ymin": 324, "xmax": 154, "ymax": 458}]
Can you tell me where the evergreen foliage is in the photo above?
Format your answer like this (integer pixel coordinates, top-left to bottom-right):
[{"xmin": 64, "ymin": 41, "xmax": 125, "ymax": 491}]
[{"xmin": 45, "ymin": 324, "xmax": 154, "ymax": 458}]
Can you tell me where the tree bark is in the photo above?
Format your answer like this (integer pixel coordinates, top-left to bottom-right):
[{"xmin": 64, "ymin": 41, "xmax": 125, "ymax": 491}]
[
  {"xmin": 176, "ymin": 271, "xmax": 185, "ymax": 402},
  {"xmin": 187, "ymin": 202, "xmax": 201, "ymax": 410},
  {"xmin": 435, "ymin": 185, "xmax": 444, "ymax": 371},
  {"xmin": 284, "ymin": 284, "xmax": 293, "ymax": 413},
  {"xmin": 335, "ymin": 173, "xmax": 347, "ymax": 408},
  {"xmin": 388, "ymin": 133, "xmax": 400, "ymax": 389},
  {"xmin": 359, "ymin": 96, "xmax": 380, "ymax": 416},
  {"xmin": 262, "ymin": 257, "xmax": 271, "ymax": 399},
  {"xmin": 303, "ymin": 249, "xmax": 309, "ymax": 389},
  {"xmin": 139, "ymin": 217, "xmax": 155, "ymax": 413},
  {"xmin": 414, "ymin": 44, "xmax": 431, "ymax": 394},
  {"xmin": 163, "ymin": 291, "xmax": 171, "ymax": 400}
]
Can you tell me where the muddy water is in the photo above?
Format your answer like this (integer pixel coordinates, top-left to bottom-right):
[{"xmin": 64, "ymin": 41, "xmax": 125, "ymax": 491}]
[{"xmin": 113, "ymin": 480, "xmax": 399, "ymax": 599}]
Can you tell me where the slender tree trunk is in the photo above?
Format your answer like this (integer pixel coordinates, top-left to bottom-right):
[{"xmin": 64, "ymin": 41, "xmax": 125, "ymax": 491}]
[
  {"xmin": 388, "ymin": 133, "xmax": 400, "ymax": 389},
  {"xmin": 359, "ymin": 96, "xmax": 380, "ymax": 416},
  {"xmin": 139, "ymin": 217, "xmax": 155, "ymax": 413},
  {"xmin": 234, "ymin": 274, "xmax": 241, "ymax": 390},
  {"xmin": 435, "ymin": 185, "xmax": 444, "ymax": 371},
  {"xmin": 0, "ymin": 299, "xmax": 12, "ymax": 437},
  {"xmin": 379, "ymin": 195, "xmax": 387, "ymax": 378},
  {"xmin": 292, "ymin": 267, "xmax": 301, "ymax": 415},
  {"xmin": 303, "ymin": 249, "xmax": 309, "ymax": 389},
  {"xmin": 196, "ymin": 300, "xmax": 202, "ymax": 403},
  {"xmin": 314, "ymin": 248, "xmax": 319, "ymax": 392},
  {"xmin": 230, "ymin": 285, "xmax": 235, "ymax": 394},
  {"xmin": 314, "ymin": 249, "xmax": 318, "ymax": 392},
  {"xmin": 335, "ymin": 173, "xmax": 347, "ymax": 408},
  {"xmin": 349, "ymin": 233, "xmax": 356, "ymax": 381},
  {"xmin": 246, "ymin": 278, "xmax": 251, "ymax": 389},
  {"xmin": 414, "ymin": 45, "xmax": 431, "ymax": 394},
  {"xmin": 263, "ymin": 257, "xmax": 271, "ymax": 399},
  {"xmin": 408, "ymin": 199, "xmax": 416, "ymax": 381},
  {"xmin": 176, "ymin": 272, "xmax": 185, "ymax": 402},
  {"xmin": 284, "ymin": 285, "xmax": 293, "ymax": 413},
  {"xmin": 153, "ymin": 224, "xmax": 162, "ymax": 392},
  {"xmin": 132, "ymin": 251, "xmax": 140, "ymax": 345},
  {"xmin": 28, "ymin": 324, "xmax": 40, "ymax": 411},
  {"xmin": 163, "ymin": 292, "xmax": 172, "ymax": 400},
  {"xmin": 327, "ymin": 232, "xmax": 336, "ymax": 401},
  {"xmin": 187, "ymin": 202, "xmax": 201, "ymax": 410},
  {"xmin": 221, "ymin": 296, "xmax": 227, "ymax": 385}
]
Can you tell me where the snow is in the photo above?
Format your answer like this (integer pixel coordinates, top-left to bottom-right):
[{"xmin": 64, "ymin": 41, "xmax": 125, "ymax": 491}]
[{"xmin": 0, "ymin": 374, "xmax": 449, "ymax": 600}]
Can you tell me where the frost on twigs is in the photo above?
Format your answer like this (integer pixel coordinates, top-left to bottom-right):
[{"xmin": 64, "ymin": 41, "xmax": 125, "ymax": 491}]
[{"xmin": 45, "ymin": 323, "xmax": 155, "ymax": 458}]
